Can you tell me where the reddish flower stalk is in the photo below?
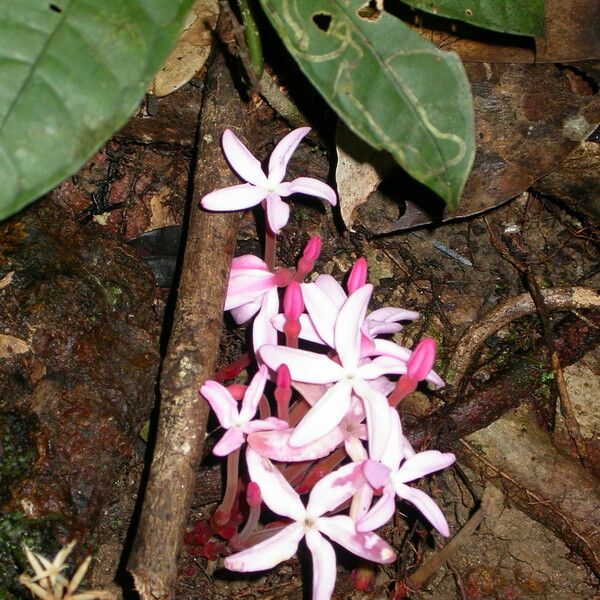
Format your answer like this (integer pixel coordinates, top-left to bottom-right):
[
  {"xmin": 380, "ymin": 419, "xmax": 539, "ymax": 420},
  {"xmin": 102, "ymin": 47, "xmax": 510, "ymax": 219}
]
[
  {"xmin": 296, "ymin": 445, "xmax": 347, "ymax": 493},
  {"xmin": 230, "ymin": 482, "xmax": 262, "ymax": 550},
  {"xmin": 213, "ymin": 449, "xmax": 241, "ymax": 527}
]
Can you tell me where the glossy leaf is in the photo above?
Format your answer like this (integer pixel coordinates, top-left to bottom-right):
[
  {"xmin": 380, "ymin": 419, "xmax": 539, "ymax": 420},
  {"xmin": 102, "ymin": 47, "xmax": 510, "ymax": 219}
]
[
  {"xmin": 259, "ymin": 0, "xmax": 474, "ymax": 209},
  {"xmin": 0, "ymin": 0, "xmax": 195, "ymax": 220},
  {"xmin": 400, "ymin": 0, "xmax": 545, "ymax": 37}
]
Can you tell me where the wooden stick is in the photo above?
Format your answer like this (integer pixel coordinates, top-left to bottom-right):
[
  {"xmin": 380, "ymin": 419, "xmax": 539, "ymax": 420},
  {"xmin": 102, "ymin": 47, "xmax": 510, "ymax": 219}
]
[{"xmin": 127, "ymin": 28, "xmax": 250, "ymax": 599}]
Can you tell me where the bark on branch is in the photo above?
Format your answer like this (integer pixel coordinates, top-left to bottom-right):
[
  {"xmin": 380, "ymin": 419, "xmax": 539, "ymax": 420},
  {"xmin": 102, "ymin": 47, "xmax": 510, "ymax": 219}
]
[{"xmin": 127, "ymin": 39, "xmax": 251, "ymax": 599}]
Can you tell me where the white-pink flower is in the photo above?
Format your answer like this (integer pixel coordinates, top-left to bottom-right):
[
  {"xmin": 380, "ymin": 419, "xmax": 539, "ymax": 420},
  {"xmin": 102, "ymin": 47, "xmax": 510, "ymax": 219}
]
[
  {"xmin": 225, "ymin": 255, "xmax": 290, "ymax": 354},
  {"xmin": 260, "ymin": 285, "xmax": 405, "ymax": 460},
  {"xmin": 200, "ymin": 366, "xmax": 287, "ymax": 456},
  {"xmin": 201, "ymin": 128, "xmax": 337, "ymax": 234},
  {"xmin": 358, "ymin": 408, "xmax": 455, "ymax": 537},
  {"xmin": 224, "ymin": 449, "xmax": 395, "ymax": 600}
]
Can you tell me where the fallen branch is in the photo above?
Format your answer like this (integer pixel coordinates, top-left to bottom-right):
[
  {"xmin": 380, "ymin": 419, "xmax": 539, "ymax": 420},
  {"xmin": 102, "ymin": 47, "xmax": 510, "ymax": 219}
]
[
  {"xmin": 446, "ymin": 286, "xmax": 600, "ymax": 392},
  {"xmin": 127, "ymin": 30, "xmax": 250, "ymax": 598},
  {"xmin": 485, "ymin": 217, "xmax": 591, "ymax": 466},
  {"xmin": 407, "ymin": 310, "xmax": 600, "ymax": 450}
]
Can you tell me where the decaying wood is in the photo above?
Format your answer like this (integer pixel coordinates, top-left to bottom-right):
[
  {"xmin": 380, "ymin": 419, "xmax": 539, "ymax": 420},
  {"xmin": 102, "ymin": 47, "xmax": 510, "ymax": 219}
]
[
  {"xmin": 127, "ymin": 35, "xmax": 249, "ymax": 599},
  {"xmin": 460, "ymin": 407, "xmax": 600, "ymax": 577}
]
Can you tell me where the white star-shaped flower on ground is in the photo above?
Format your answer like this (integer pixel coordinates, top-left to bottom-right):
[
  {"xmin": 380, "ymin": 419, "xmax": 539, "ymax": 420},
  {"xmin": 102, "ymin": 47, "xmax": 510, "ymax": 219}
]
[{"xmin": 201, "ymin": 128, "xmax": 336, "ymax": 234}]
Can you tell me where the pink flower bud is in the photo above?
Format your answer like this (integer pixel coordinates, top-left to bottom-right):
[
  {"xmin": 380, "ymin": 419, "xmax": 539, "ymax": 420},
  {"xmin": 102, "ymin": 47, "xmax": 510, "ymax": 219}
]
[
  {"xmin": 347, "ymin": 257, "xmax": 367, "ymax": 293},
  {"xmin": 246, "ymin": 481, "xmax": 262, "ymax": 508},
  {"xmin": 303, "ymin": 236, "xmax": 322, "ymax": 262},
  {"xmin": 407, "ymin": 338, "xmax": 436, "ymax": 381},
  {"xmin": 276, "ymin": 364, "xmax": 291, "ymax": 391},
  {"xmin": 227, "ymin": 384, "xmax": 246, "ymax": 401},
  {"xmin": 283, "ymin": 282, "xmax": 304, "ymax": 320}
]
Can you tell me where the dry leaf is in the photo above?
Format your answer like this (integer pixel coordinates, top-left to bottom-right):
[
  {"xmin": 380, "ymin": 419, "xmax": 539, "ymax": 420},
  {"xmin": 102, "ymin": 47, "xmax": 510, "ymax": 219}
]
[
  {"xmin": 0, "ymin": 333, "xmax": 30, "ymax": 358},
  {"xmin": 408, "ymin": 0, "xmax": 600, "ymax": 63},
  {"xmin": 0, "ymin": 271, "xmax": 14, "ymax": 289},
  {"xmin": 354, "ymin": 63, "xmax": 600, "ymax": 233},
  {"xmin": 148, "ymin": 0, "xmax": 219, "ymax": 98},
  {"xmin": 335, "ymin": 121, "xmax": 395, "ymax": 230}
]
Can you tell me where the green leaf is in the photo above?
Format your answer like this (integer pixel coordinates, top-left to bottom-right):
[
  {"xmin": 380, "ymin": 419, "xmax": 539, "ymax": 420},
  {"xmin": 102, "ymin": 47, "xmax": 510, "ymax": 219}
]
[
  {"xmin": 259, "ymin": 0, "xmax": 474, "ymax": 209},
  {"xmin": 400, "ymin": 0, "xmax": 545, "ymax": 37},
  {"xmin": 0, "ymin": 0, "xmax": 195, "ymax": 221}
]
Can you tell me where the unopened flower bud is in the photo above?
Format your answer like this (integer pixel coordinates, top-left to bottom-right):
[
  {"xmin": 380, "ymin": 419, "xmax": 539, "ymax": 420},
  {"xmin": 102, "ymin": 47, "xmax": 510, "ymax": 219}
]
[
  {"xmin": 246, "ymin": 481, "xmax": 262, "ymax": 508},
  {"xmin": 283, "ymin": 282, "xmax": 304, "ymax": 320},
  {"xmin": 347, "ymin": 257, "xmax": 367, "ymax": 293},
  {"xmin": 407, "ymin": 338, "xmax": 436, "ymax": 382}
]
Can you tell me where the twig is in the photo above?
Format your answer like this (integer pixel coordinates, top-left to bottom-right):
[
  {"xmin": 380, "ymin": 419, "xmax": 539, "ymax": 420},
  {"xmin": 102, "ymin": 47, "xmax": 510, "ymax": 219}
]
[
  {"xmin": 406, "ymin": 487, "xmax": 492, "ymax": 589},
  {"xmin": 485, "ymin": 217, "xmax": 592, "ymax": 467},
  {"xmin": 127, "ymin": 18, "xmax": 249, "ymax": 598},
  {"xmin": 446, "ymin": 286, "xmax": 600, "ymax": 393}
]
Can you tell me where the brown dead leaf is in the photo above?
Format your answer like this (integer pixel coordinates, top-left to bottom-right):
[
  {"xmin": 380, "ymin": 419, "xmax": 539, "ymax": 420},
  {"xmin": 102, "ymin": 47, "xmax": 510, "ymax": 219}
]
[
  {"xmin": 148, "ymin": 0, "xmax": 219, "ymax": 98},
  {"xmin": 355, "ymin": 63, "xmax": 600, "ymax": 234},
  {"xmin": 0, "ymin": 271, "xmax": 14, "ymax": 290},
  {"xmin": 335, "ymin": 122, "xmax": 395, "ymax": 230},
  {"xmin": 406, "ymin": 0, "xmax": 600, "ymax": 63},
  {"xmin": 0, "ymin": 334, "xmax": 30, "ymax": 358}
]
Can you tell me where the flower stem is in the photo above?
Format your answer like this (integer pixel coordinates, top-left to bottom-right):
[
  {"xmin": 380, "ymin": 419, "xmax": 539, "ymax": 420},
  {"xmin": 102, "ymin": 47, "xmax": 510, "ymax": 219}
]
[
  {"xmin": 264, "ymin": 214, "xmax": 277, "ymax": 270},
  {"xmin": 213, "ymin": 449, "xmax": 240, "ymax": 527},
  {"xmin": 214, "ymin": 353, "xmax": 252, "ymax": 382}
]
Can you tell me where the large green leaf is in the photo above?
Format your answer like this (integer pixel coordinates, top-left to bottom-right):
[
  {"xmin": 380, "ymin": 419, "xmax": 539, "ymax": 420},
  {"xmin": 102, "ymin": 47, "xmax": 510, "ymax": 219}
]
[
  {"xmin": 0, "ymin": 0, "xmax": 194, "ymax": 221},
  {"xmin": 259, "ymin": 0, "xmax": 474, "ymax": 209},
  {"xmin": 400, "ymin": 0, "xmax": 544, "ymax": 37}
]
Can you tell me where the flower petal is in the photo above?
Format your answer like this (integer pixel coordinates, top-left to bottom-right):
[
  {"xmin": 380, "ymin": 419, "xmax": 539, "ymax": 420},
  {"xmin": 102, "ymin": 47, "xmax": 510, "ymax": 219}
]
[
  {"xmin": 318, "ymin": 515, "xmax": 396, "ymax": 564},
  {"xmin": 357, "ymin": 356, "xmax": 408, "ymax": 380},
  {"xmin": 201, "ymin": 183, "xmax": 267, "ymax": 212},
  {"xmin": 229, "ymin": 301, "xmax": 261, "ymax": 324},
  {"xmin": 230, "ymin": 254, "xmax": 270, "ymax": 271},
  {"xmin": 292, "ymin": 381, "xmax": 330, "ymax": 406},
  {"xmin": 281, "ymin": 177, "xmax": 337, "ymax": 205},
  {"xmin": 305, "ymin": 529, "xmax": 337, "ymax": 600},
  {"xmin": 222, "ymin": 129, "xmax": 268, "ymax": 187},
  {"xmin": 224, "ymin": 522, "xmax": 305, "ymax": 571},
  {"xmin": 243, "ymin": 417, "xmax": 289, "ymax": 433},
  {"xmin": 396, "ymin": 451, "xmax": 456, "ymax": 484},
  {"xmin": 267, "ymin": 127, "xmax": 311, "ymax": 185},
  {"xmin": 239, "ymin": 366, "xmax": 268, "ymax": 422},
  {"xmin": 370, "ymin": 338, "xmax": 412, "ymax": 362},
  {"xmin": 264, "ymin": 193, "xmax": 290, "ymax": 234},
  {"xmin": 213, "ymin": 427, "xmax": 245, "ymax": 456},
  {"xmin": 356, "ymin": 488, "xmax": 396, "ymax": 533},
  {"xmin": 380, "ymin": 408, "xmax": 404, "ymax": 471},
  {"xmin": 362, "ymin": 460, "xmax": 391, "ymax": 490},
  {"xmin": 259, "ymin": 345, "xmax": 345, "ymax": 384},
  {"xmin": 315, "ymin": 274, "xmax": 347, "ymax": 308},
  {"xmin": 252, "ymin": 288, "xmax": 280, "ymax": 355},
  {"xmin": 248, "ymin": 427, "xmax": 343, "ymax": 461},
  {"xmin": 200, "ymin": 380, "xmax": 237, "ymax": 428},
  {"xmin": 394, "ymin": 483, "xmax": 450, "ymax": 537},
  {"xmin": 335, "ymin": 284, "xmax": 373, "ymax": 372},
  {"xmin": 302, "ymin": 282, "xmax": 338, "ymax": 347},
  {"xmin": 307, "ymin": 461, "xmax": 363, "ymax": 516},
  {"xmin": 246, "ymin": 448, "xmax": 305, "ymax": 521},
  {"xmin": 352, "ymin": 378, "xmax": 390, "ymax": 461},
  {"xmin": 290, "ymin": 379, "xmax": 353, "ymax": 447}
]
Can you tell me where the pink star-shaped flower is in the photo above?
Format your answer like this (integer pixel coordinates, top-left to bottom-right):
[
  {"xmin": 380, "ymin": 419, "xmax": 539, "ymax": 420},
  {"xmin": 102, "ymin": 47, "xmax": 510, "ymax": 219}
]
[
  {"xmin": 358, "ymin": 407, "xmax": 456, "ymax": 537},
  {"xmin": 224, "ymin": 449, "xmax": 395, "ymax": 600},
  {"xmin": 200, "ymin": 366, "xmax": 287, "ymax": 456},
  {"xmin": 201, "ymin": 128, "xmax": 337, "ymax": 234}
]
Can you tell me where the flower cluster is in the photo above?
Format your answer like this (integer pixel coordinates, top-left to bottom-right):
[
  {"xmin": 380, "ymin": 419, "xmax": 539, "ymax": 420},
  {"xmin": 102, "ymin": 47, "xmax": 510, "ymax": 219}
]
[{"xmin": 199, "ymin": 128, "xmax": 455, "ymax": 600}]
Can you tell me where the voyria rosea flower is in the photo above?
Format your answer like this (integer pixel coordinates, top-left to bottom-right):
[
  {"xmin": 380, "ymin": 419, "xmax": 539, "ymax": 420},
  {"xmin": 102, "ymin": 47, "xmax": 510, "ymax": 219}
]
[{"xmin": 201, "ymin": 128, "xmax": 337, "ymax": 234}]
